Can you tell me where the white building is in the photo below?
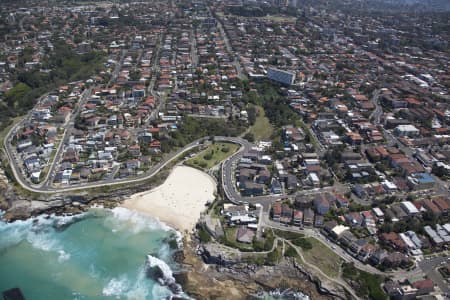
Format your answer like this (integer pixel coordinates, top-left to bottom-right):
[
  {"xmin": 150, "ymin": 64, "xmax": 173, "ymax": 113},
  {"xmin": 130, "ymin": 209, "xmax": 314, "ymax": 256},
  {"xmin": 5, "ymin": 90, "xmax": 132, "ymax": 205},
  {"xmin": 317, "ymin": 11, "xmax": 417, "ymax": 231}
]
[
  {"xmin": 394, "ymin": 124, "xmax": 420, "ymax": 138},
  {"xmin": 401, "ymin": 201, "xmax": 420, "ymax": 215},
  {"xmin": 382, "ymin": 180, "xmax": 397, "ymax": 193}
]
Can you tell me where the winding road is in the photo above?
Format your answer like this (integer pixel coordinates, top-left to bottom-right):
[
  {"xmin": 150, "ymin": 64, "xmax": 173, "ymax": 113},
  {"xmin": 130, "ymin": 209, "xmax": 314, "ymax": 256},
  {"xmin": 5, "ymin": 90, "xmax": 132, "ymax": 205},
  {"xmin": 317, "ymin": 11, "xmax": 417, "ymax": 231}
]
[{"xmin": 4, "ymin": 135, "xmax": 213, "ymax": 194}]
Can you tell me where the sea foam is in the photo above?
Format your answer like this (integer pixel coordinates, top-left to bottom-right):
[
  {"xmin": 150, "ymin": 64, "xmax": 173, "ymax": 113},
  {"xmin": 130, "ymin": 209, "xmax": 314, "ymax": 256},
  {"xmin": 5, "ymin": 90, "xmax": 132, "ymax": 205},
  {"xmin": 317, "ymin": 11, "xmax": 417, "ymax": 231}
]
[
  {"xmin": 102, "ymin": 276, "xmax": 129, "ymax": 297},
  {"xmin": 109, "ymin": 207, "xmax": 175, "ymax": 234},
  {"xmin": 146, "ymin": 254, "xmax": 176, "ymax": 285},
  {"xmin": 0, "ymin": 213, "xmax": 86, "ymax": 261}
]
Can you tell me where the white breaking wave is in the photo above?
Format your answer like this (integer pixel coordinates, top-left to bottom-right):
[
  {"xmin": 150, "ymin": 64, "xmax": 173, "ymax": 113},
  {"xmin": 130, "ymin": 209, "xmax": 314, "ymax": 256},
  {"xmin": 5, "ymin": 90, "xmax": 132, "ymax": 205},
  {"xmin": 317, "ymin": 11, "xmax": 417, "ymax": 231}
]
[
  {"xmin": 146, "ymin": 254, "xmax": 176, "ymax": 285},
  {"xmin": 108, "ymin": 207, "xmax": 176, "ymax": 234},
  {"xmin": 102, "ymin": 267, "xmax": 168, "ymax": 300},
  {"xmin": 0, "ymin": 213, "xmax": 83, "ymax": 262},
  {"xmin": 27, "ymin": 229, "xmax": 60, "ymax": 252},
  {"xmin": 0, "ymin": 217, "xmax": 33, "ymax": 248}
]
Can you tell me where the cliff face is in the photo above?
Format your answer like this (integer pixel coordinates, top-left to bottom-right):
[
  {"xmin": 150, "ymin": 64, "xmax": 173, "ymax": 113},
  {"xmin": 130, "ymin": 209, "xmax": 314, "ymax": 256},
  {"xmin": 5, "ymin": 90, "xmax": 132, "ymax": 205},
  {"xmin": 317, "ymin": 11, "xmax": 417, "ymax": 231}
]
[{"xmin": 180, "ymin": 239, "xmax": 337, "ymax": 300}]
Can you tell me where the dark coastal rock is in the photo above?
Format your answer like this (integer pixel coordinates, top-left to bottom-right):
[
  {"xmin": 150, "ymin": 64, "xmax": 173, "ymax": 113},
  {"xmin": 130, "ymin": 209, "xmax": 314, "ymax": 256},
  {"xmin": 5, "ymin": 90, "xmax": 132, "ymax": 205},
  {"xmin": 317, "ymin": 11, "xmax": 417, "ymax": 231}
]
[
  {"xmin": 3, "ymin": 207, "xmax": 31, "ymax": 222},
  {"xmin": 172, "ymin": 250, "xmax": 185, "ymax": 263},
  {"xmin": 146, "ymin": 264, "xmax": 165, "ymax": 282},
  {"xmin": 48, "ymin": 200, "xmax": 64, "ymax": 208},
  {"xmin": 173, "ymin": 272, "xmax": 188, "ymax": 286},
  {"xmin": 168, "ymin": 282, "xmax": 182, "ymax": 294}
]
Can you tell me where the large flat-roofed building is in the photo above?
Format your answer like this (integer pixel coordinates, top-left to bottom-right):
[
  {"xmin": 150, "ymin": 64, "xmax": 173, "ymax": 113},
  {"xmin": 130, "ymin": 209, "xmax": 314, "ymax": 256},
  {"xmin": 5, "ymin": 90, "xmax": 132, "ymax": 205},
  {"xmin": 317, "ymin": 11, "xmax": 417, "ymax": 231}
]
[
  {"xmin": 394, "ymin": 124, "xmax": 420, "ymax": 137},
  {"xmin": 267, "ymin": 67, "xmax": 295, "ymax": 85}
]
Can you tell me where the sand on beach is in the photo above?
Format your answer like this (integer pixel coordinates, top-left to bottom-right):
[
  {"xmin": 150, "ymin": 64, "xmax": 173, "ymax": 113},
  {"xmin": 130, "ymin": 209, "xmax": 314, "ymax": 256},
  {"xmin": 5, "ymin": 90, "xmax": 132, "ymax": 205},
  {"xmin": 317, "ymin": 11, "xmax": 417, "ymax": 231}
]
[{"xmin": 121, "ymin": 165, "xmax": 217, "ymax": 233}]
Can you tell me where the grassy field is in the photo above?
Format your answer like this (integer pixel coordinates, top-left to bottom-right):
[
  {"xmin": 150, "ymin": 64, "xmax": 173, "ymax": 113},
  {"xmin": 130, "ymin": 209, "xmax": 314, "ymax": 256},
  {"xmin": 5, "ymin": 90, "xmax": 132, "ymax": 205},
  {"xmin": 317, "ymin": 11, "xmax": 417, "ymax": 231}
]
[
  {"xmin": 301, "ymin": 237, "xmax": 343, "ymax": 278},
  {"xmin": 248, "ymin": 106, "xmax": 274, "ymax": 142},
  {"xmin": 185, "ymin": 142, "xmax": 240, "ymax": 170}
]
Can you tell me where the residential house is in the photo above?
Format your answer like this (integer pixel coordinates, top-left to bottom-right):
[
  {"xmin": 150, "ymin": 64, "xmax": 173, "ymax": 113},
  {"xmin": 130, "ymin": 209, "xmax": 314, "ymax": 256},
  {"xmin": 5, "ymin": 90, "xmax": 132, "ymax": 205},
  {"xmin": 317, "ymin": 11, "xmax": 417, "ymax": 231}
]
[
  {"xmin": 383, "ymin": 252, "xmax": 410, "ymax": 268},
  {"xmin": 411, "ymin": 279, "xmax": 434, "ymax": 296},
  {"xmin": 293, "ymin": 210, "xmax": 303, "ymax": 226},
  {"xmin": 434, "ymin": 197, "xmax": 450, "ymax": 215},
  {"xmin": 294, "ymin": 195, "xmax": 312, "ymax": 209},
  {"xmin": 241, "ymin": 181, "xmax": 264, "ymax": 196},
  {"xmin": 303, "ymin": 208, "xmax": 315, "ymax": 226},
  {"xmin": 280, "ymin": 204, "xmax": 293, "ymax": 224},
  {"xmin": 380, "ymin": 232, "xmax": 408, "ymax": 252},
  {"xmin": 313, "ymin": 194, "xmax": 331, "ymax": 215},
  {"xmin": 345, "ymin": 212, "xmax": 363, "ymax": 227},
  {"xmin": 272, "ymin": 202, "xmax": 282, "ymax": 221},
  {"xmin": 236, "ymin": 226, "xmax": 255, "ymax": 244}
]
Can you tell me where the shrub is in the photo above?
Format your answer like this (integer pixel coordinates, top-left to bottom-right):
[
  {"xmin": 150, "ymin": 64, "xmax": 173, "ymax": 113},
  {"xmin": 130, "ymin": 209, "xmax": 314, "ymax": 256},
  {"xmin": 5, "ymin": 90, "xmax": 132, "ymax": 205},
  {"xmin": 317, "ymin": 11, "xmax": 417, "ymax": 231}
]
[
  {"xmin": 284, "ymin": 245, "xmax": 298, "ymax": 258},
  {"xmin": 198, "ymin": 227, "xmax": 211, "ymax": 243},
  {"xmin": 291, "ymin": 238, "xmax": 313, "ymax": 250}
]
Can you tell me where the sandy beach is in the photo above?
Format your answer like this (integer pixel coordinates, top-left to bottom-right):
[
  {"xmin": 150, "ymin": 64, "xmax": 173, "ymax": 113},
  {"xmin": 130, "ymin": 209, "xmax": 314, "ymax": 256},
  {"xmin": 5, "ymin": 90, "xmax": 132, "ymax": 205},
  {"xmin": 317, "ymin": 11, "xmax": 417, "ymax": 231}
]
[{"xmin": 121, "ymin": 165, "xmax": 217, "ymax": 233}]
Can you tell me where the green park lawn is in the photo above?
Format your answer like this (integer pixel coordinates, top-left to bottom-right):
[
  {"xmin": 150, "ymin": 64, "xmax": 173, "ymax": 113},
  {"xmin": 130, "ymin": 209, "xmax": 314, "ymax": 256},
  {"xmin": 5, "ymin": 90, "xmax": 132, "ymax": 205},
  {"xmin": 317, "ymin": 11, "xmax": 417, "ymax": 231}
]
[
  {"xmin": 247, "ymin": 106, "xmax": 274, "ymax": 142},
  {"xmin": 301, "ymin": 237, "xmax": 343, "ymax": 278},
  {"xmin": 186, "ymin": 142, "xmax": 240, "ymax": 170}
]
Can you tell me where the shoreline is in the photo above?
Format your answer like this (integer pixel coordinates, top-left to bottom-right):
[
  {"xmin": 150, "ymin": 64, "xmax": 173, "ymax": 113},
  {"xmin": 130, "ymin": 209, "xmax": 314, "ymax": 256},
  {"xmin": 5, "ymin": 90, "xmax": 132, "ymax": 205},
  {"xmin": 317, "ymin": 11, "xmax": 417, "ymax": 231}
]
[{"xmin": 120, "ymin": 165, "xmax": 217, "ymax": 234}]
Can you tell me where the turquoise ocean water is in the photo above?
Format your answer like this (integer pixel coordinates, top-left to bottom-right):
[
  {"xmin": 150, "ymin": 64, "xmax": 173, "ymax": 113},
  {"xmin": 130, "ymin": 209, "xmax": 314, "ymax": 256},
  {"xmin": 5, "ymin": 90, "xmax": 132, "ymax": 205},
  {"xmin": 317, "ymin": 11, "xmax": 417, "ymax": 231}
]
[{"xmin": 0, "ymin": 208, "xmax": 183, "ymax": 300}]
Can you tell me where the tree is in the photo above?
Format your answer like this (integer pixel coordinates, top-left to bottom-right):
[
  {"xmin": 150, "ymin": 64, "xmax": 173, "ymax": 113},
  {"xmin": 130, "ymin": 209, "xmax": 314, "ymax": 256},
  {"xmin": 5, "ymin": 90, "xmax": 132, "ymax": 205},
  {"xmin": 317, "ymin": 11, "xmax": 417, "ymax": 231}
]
[
  {"xmin": 243, "ymin": 132, "xmax": 255, "ymax": 142},
  {"xmin": 247, "ymin": 105, "xmax": 257, "ymax": 125},
  {"xmin": 3, "ymin": 83, "xmax": 31, "ymax": 107},
  {"xmin": 129, "ymin": 70, "xmax": 141, "ymax": 81}
]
